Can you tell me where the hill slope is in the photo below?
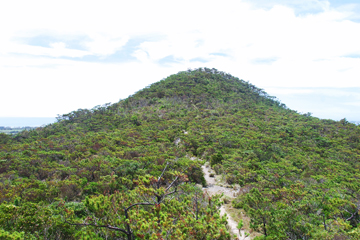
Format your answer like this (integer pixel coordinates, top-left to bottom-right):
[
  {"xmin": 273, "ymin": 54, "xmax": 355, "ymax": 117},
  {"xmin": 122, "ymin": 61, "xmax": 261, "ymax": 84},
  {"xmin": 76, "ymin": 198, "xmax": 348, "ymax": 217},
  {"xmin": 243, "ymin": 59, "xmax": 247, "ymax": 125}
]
[{"xmin": 0, "ymin": 68, "xmax": 359, "ymax": 239}]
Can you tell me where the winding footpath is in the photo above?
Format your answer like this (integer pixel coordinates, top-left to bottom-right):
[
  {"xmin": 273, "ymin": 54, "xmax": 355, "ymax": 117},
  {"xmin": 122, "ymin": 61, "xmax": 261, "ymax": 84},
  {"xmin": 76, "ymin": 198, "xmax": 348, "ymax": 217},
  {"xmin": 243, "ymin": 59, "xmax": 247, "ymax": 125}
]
[{"xmin": 201, "ymin": 164, "xmax": 250, "ymax": 240}]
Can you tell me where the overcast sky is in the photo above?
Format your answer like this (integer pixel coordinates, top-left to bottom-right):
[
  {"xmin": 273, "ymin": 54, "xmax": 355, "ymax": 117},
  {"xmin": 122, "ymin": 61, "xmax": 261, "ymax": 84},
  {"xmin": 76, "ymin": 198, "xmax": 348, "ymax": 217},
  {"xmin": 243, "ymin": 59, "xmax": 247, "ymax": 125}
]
[{"xmin": 0, "ymin": 0, "xmax": 359, "ymax": 122}]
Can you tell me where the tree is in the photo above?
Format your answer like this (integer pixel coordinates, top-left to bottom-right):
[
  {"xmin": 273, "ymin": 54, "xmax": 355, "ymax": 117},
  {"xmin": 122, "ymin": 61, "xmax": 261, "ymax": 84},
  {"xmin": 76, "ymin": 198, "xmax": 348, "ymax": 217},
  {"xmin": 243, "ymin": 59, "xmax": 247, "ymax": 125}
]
[{"xmin": 62, "ymin": 163, "xmax": 230, "ymax": 239}]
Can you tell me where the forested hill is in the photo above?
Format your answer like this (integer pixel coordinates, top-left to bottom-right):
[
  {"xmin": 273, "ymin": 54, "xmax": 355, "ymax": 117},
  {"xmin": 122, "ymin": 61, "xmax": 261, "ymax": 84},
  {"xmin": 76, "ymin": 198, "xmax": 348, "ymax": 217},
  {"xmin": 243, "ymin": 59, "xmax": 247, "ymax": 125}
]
[
  {"xmin": 128, "ymin": 68, "xmax": 283, "ymax": 107},
  {"xmin": 53, "ymin": 68, "xmax": 287, "ymax": 133},
  {"xmin": 0, "ymin": 68, "xmax": 360, "ymax": 239}
]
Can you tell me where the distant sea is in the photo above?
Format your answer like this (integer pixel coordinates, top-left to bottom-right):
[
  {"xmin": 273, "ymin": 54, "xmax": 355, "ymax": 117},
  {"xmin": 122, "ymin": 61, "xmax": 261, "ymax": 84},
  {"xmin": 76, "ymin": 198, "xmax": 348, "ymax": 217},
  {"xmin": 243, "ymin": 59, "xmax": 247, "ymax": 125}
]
[
  {"xmin": 0, "ymin": 117, "xmax": 57, "ymax": 127},
  {"xmin": 350, "ymin": 121, "xmax": 360, "ymax": 125}
]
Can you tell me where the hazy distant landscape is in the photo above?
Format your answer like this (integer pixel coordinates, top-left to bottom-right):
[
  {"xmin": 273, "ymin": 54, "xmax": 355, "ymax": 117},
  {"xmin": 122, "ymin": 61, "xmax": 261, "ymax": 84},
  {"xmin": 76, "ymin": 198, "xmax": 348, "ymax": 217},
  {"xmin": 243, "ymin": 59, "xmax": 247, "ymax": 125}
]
[
  {"xmin": 0, "ymin": 126, "xmax": 35, "ymax": 135},
  {"xmin": 0, "ymin": 118, "xmax": 56, "ymax": 134},
  {"xmin": 0, "ymin": 117, "xmax": 56, "ymax": 128}
]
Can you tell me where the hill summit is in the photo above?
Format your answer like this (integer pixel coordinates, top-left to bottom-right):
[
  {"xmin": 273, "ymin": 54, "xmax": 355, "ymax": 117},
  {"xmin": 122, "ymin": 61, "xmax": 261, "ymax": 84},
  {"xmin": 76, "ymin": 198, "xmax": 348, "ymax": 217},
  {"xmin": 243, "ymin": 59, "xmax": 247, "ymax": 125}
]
[
  {"xmin": 128, "ymin": 68, "xmax": 282, "ymax": 107},
  {"xmin": 0, "ymin": 68, "xmax": 360, "ymax": 239},
  {"xmin": 55, "ymin": 68, "xmax": 287, "ymax": 131}
]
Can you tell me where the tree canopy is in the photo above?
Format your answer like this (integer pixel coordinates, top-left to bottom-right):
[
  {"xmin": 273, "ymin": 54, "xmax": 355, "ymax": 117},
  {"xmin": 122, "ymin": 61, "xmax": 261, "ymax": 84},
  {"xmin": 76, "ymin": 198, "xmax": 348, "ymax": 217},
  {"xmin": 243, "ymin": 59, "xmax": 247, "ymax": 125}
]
[{"xmin": 0, "ymin": 68, "xmax": 359, "ymax": 239}]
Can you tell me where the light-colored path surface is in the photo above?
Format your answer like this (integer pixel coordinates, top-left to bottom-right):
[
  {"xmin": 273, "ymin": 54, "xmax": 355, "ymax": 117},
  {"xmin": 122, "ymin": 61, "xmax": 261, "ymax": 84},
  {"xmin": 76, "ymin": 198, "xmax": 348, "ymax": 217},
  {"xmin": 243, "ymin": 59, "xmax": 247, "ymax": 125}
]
[{"xmin": 202, "ymin": 165, "xmax": 250, "ymax": 240}]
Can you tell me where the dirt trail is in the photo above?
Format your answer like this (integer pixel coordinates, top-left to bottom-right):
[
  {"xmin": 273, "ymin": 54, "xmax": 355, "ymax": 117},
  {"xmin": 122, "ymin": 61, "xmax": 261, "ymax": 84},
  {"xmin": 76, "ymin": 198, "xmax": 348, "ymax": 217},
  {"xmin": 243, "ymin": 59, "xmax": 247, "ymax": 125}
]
[{"xmin": 201, "ymin": 165, "xmax": 250, "ymax": 240}]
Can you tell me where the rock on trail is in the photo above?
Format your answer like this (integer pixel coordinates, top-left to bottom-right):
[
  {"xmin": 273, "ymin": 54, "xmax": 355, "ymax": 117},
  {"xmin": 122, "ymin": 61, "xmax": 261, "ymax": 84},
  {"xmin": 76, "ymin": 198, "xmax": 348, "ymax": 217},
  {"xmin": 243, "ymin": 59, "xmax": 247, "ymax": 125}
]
[{"xmin": 201, "ymin": 165, "xmax": 250, "ymax": 240}]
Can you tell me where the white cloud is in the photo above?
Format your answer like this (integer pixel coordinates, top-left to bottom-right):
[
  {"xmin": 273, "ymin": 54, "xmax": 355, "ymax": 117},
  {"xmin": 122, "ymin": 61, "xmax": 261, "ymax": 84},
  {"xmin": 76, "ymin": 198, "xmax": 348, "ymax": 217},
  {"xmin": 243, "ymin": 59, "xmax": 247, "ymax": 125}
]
[
  {"xmin": 0, "ymin": 0, "xmax": 360, "ymax": 120},
  {"xmin": 345, "ymin": 102, "xmax": 360, "ymax": 106},
  {"xmin": 85, "ymin": 35, "xmax": 129, "ymax": 56},
  {"xmin": 266, "ymin": 88, "xmax": 316, "ymax": 95}
]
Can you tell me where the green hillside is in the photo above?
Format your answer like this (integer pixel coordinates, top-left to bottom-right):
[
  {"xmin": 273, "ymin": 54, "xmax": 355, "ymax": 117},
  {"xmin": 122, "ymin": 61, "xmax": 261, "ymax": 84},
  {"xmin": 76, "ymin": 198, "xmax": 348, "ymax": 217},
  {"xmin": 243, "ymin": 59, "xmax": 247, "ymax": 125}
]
[{"xmin": 0, "ymin": 68, "xmax": 359, "ymax": 239}]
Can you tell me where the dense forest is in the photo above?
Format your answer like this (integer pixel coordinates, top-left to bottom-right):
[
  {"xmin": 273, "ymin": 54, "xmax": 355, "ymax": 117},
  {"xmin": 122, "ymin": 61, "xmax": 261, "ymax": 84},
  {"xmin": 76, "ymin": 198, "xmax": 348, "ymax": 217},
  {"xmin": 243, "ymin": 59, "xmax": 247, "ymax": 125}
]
[{"xmin": 0, "ymin": 68, "xmax": 359, "ymax": 239}]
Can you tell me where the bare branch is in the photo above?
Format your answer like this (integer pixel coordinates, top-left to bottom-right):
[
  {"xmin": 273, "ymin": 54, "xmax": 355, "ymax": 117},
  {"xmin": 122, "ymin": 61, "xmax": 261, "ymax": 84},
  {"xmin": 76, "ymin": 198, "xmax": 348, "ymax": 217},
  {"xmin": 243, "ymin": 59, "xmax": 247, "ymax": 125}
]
[
  {"xmin": 64, "ymin": 220, "xmax": 128, "ymax": 235},
  {"xmin": 157, "ymin": 162, "xmax": 169, "ymax": 188},
  {"xmin": 346, "ymin": 206, "xmax": 360, "ymax": 221},
  {"xmin": 164, "ymin": 189, "xmax": 178, "ymax": 198},
  {"xmin": 166, "ymin": 175, "xmax": 179, "ymax": 192},
  {"xmin": 165, "ymin": 167, "xmax": 188, "ymax": 192},
  {"xmin": 125, "ymin": 202, "xmax": 154, "ymax": 212}
]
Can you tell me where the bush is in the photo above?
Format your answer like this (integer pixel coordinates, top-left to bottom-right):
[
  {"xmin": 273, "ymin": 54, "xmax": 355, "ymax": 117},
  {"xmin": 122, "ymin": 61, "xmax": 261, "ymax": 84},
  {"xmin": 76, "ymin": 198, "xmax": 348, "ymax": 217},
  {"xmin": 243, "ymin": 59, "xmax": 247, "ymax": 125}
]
[
  {"xmin": 187, "ymin": 166, "xmax": 207, "ymax": 187},
  {"xmin": 213, "ymin": 164, "xmax": 224, "ymax": 175},
  {"xmin": 210, "ymin": 152, "xmax": 223, "ymax": 166}
]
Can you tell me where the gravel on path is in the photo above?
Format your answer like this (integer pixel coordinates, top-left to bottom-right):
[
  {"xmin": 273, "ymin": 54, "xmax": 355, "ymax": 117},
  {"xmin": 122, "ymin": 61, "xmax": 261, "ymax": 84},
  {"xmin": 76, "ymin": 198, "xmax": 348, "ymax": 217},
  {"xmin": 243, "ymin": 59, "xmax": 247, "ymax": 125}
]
[{"xmin": 201, "ymin": 165, "xmax": 250, "ymax": 240}]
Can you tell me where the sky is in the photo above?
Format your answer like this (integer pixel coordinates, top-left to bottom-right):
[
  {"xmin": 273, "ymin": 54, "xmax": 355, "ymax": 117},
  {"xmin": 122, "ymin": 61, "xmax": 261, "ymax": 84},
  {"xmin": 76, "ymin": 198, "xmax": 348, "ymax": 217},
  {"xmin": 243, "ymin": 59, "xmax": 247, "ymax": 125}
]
[{"xmin": 0, "ymin": 0, "xmax": 359, "ymax": 123}]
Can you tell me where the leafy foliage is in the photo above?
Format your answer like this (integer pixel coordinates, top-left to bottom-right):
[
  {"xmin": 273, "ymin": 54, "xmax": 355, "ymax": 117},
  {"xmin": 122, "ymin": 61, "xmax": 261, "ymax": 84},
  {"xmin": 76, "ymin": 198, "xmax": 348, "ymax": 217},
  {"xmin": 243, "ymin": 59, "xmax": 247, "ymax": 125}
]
[{"xmin": 0, "ymin": 68, "xmax": 359, "ymax": 239}]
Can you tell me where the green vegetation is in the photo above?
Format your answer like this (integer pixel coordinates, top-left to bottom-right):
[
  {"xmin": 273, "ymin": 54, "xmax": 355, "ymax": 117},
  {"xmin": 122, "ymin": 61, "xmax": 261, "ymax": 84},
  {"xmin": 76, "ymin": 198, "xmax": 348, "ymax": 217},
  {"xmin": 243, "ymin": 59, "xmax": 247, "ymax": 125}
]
[{"xmin": 0, "ymin": 68, "xmax": 359, "ymax": 239}]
